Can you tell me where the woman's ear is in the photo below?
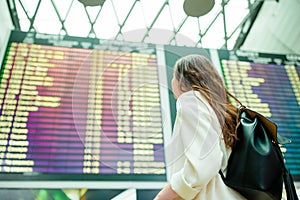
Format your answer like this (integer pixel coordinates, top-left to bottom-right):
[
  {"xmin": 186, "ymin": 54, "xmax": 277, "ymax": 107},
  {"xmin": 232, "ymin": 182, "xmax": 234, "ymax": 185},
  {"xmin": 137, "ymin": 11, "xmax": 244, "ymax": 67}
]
[{"xmin": 171, "ymin": 77, "xmax": 181, "ymax": 99}]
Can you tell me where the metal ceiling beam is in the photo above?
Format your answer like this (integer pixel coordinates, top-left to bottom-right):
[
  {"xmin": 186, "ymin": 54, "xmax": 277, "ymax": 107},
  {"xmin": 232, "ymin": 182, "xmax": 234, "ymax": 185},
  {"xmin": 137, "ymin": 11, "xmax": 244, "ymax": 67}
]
[
  {"xmin": 196, "ymin": 17, "xmax": 202, "ymax": 47},
  {"xmin": 50, "ymin": 0, "xmax": 69, "ymax": 35},
  {"xmin": 114, "ymin": 0, "xmax": 139, "ymax": 40},
  {"xmin": 84, "ymin": 5, "xmax": 103, "ymax": 37},
  {"xmin": 221, "ymin": 0, "xmax": 228, "ymax": 49},
  {"xmin": 28, "ymin": 0, "xmax": 42, "ymax": 31},
  {"xmin": 62, "ymin": 0, "xmax": 76, "ymax": 35},
  {"xmin": 195, "ymin": 0, "xmax": 229, "ymax": 46},
  {"xmin": 141, "ymin": 0, "xmax": 169, "ymax": 42},
  {"xmin": 233, "ymin": 0, "xmax": 264, "ymax": 49},
  {"xmin": 168, "ymin": 15, "xmax": 188, "ymax": 44},
  {"xmin": 6, "ymin": 0, "xmax": 21, "ymax": 30}
]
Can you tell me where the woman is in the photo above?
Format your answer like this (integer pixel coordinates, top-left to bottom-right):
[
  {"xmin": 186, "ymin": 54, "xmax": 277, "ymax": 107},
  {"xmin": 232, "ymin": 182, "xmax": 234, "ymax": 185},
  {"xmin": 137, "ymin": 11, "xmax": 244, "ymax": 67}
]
[{"xmin": 154, "ymin": 54, "xmax": 246, "ymax": 199}]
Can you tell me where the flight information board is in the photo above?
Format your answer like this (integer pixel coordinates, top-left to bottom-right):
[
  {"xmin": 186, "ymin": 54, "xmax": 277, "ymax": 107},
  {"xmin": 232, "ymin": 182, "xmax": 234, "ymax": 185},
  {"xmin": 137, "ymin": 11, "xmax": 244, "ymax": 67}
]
[
  {"xmin": 1, "ymin": 31, "xmax": 300, "ymax": 183},
  {"xmin": 0, "ymin": 31, "xmax": 166, "ymax": 181},
  {"xmin": 219, "ymin": 49, "xmax": 300, "ymax": 179}
]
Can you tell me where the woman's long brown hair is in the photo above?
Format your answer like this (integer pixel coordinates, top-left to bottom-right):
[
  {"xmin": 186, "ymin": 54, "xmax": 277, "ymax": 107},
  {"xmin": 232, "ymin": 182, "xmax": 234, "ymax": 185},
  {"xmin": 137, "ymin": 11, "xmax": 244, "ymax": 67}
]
[{"xmin": 174, "ymin": 54, "xmax": 241, "ymax": 148}]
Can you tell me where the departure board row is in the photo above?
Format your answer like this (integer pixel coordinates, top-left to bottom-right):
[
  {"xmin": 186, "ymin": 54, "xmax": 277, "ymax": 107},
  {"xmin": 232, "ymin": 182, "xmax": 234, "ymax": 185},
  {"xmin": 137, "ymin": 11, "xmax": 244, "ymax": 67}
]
[
  {"xmin": 221, "ymin": 59, "xmax": 300, "ymax": 177},
  {"xmin": 0, "ymin": 39, "xmax": 166, "ymax": 179}
]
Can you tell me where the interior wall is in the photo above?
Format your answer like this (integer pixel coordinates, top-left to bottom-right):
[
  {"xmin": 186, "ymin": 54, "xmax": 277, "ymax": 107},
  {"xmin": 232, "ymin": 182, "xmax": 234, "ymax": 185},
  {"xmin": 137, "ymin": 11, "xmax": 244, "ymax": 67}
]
[
  {"xmin": 241, "ymin": 0, "xmax": 300, "ymax": 55},
  {"xmin": 0, "ymin": 1, "xmax": 13, "ymax": 64}
]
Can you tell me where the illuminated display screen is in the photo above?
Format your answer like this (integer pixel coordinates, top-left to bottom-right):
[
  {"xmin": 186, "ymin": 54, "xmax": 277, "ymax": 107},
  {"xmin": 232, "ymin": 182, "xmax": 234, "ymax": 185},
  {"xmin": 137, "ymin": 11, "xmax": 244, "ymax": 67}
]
[
  {"xmin": 0, "ymin": 31, "xmax": 166, "ymax": 181},
  {"xmin": 219, "ymin": 50, "xmax": 300, "ymax": 179},
  {"xmin": 1, "ymin": 32, "xmax": 300, "ymax": 183}
]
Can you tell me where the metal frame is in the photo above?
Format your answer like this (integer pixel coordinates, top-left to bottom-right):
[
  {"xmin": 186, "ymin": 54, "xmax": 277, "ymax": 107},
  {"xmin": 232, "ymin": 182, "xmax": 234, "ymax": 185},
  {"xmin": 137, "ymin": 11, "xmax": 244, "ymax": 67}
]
[
  {"xmin": 6, "ymin": 0, "xmax": 20, "ymax": 30},
  {"xmin": 6, "ymin": 0, "xmax": 265, "ymax": 51}
]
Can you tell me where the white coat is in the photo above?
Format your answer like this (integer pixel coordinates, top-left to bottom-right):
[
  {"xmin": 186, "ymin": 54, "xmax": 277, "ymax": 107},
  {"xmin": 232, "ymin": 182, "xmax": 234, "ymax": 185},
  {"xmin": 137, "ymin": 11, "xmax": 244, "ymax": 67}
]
[{"xmin": 166, "ymin": 90, "xmax": 246, "ymax": 200}]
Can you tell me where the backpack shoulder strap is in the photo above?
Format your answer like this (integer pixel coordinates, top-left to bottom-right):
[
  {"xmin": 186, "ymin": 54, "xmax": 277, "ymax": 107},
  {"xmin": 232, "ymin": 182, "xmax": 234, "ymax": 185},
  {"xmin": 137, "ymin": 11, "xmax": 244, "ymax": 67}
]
[{"xmin": 239, "ymin": 107, "xmax": 291, "ymax": 145}]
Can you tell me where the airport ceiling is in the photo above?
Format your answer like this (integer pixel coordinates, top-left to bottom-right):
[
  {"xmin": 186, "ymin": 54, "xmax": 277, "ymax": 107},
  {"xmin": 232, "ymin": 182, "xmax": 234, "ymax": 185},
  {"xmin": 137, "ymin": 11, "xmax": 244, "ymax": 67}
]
[{"xmin": 7, "ymin": 0, "xmax": 265, "ymax": 50}]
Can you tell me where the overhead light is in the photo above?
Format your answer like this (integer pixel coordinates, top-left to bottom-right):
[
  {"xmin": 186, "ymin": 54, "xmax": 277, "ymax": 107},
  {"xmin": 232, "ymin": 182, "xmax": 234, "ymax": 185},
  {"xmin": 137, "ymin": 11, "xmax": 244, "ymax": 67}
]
[
  {"xmin": 78, "ymin": 0, "xmax": 106, "ymax": 6},
  {"xmin": 183, "ymin": 0, "xmax": 215, "ymax": 17}
]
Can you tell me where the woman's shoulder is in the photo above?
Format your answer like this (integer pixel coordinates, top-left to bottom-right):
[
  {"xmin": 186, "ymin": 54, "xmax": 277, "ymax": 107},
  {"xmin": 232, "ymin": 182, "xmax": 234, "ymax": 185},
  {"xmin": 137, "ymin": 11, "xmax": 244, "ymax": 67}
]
[
  {"xmin": 177, "ymin": 90, "xmax": 200, "ymax": 102},
  {"xmin": 177, "ymin": 90, "xmax": 210, "ymax": 109}
]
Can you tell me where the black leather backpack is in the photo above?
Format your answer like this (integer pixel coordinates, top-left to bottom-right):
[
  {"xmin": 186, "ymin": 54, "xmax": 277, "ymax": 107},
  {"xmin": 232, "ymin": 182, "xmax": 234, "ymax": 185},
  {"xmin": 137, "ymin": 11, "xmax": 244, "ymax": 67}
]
[{"xmin": 220, "ymin": 106, "xmax": 298, "ymax": 200}]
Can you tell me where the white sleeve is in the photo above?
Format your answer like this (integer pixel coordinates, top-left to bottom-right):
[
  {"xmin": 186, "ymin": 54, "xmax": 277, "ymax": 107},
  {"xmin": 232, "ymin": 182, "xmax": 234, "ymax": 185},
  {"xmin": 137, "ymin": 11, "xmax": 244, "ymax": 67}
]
[{"xmin": 170, "ymin": 92, "xmax": 224, "ymax": 199}]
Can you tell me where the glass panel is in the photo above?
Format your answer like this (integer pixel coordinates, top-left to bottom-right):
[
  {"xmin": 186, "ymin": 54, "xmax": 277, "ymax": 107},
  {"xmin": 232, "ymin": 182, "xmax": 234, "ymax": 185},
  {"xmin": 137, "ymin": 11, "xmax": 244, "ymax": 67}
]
[
  {"xmin": 64, "ymin": 1, "xmax": 91, "ymax": 37},
  {"xmin": 34, "ymin": 0, "xmax": 62, "ymax": 34}
]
